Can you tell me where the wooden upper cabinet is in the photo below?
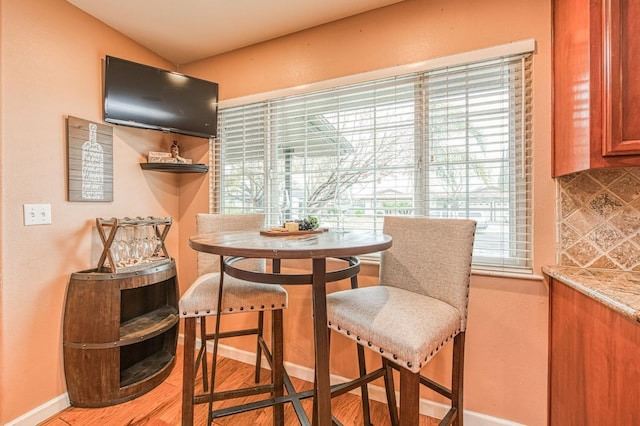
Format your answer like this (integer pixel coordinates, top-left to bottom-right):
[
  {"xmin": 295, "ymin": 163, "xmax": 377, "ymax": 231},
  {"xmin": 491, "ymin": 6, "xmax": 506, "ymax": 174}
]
[
  {"xmin": 604, "ymin": 0, "xmax": 640, "ymax": 155},
  {"xmin": 553, "ymin": 0, "xmax": 640, "ymax": 176}
]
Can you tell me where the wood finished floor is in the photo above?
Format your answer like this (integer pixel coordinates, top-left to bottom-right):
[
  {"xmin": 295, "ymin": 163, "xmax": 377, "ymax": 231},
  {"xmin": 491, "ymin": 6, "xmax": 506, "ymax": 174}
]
[{"xmin": 41, "ymin": 345, "xmax": 438, "ymax": 426}]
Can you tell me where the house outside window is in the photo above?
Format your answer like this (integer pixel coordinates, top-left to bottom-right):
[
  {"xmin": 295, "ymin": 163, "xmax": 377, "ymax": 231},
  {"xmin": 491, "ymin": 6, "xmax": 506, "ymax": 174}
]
[{"xmin": 212, "ymin": 48, "xmax": 533, "ymax": 274}]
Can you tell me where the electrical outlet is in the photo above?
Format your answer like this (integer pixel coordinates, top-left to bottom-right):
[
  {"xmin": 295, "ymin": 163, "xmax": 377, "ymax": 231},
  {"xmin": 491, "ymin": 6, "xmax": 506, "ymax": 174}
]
[{"xmin": 24, "ymin": 204, "xmax": 52, "ymax": 226}]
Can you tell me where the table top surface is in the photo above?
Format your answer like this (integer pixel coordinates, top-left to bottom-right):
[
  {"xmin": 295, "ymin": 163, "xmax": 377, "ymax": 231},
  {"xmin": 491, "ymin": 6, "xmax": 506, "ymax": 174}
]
[{"xmin": 189, "ymin": 229, "xmax": 392, "ymax": 259}]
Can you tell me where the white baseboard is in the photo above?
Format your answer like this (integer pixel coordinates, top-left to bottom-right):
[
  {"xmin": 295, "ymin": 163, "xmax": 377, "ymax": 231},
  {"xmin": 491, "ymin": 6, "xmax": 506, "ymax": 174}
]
[
  {"xmin": 5, "ymin": 393, "xmax": 70, "ymax": 426},
  {"xmin": 7, "ymin": 337, "xmax": 524, "ymax": 426}
]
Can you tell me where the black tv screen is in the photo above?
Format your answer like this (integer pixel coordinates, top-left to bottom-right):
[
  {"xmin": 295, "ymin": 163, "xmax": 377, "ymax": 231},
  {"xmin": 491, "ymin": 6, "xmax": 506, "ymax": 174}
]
[{"xmin": 103, "ymin": 56, "xmax": 218, "ymax": 139}]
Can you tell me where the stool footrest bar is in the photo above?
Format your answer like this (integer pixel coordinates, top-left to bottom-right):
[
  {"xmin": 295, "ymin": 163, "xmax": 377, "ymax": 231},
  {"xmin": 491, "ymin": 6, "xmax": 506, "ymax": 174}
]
[{"xmin": 194, "ymin": 384, "xmax": 275, "ymax": 405}]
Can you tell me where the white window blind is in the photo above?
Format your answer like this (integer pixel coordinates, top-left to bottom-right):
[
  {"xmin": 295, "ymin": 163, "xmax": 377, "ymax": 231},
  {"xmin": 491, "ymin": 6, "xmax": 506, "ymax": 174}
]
[{"xmin": 213, "ymin": 53, "xmax": 533, "ymax": 273}]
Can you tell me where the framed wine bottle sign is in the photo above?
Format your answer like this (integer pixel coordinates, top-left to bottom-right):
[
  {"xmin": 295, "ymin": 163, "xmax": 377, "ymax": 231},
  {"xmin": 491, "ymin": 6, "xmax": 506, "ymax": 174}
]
[{"xmin": 67, "ymin": 116, "xmax": 113, "ymax": 202}]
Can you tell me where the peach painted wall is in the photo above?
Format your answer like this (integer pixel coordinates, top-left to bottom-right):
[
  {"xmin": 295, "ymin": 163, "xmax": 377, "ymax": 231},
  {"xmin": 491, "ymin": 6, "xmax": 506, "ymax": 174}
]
[
  {"xmin": 0, "ymin": 0, "xmax": 554, "ymax": 425},
  {"xmin": 180, "ymin": 1, "xmax": 554, "ymax": 425},
  {"xmin": 0, "ymin": 0, "xmax": 190, "ymax": 423}
]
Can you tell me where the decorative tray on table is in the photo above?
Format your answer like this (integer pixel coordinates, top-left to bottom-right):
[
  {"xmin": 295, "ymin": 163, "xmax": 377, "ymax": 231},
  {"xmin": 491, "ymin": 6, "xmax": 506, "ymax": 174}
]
[{"xmin": 260, "ymin": 228, "xmax": 328, "ymax": 237}]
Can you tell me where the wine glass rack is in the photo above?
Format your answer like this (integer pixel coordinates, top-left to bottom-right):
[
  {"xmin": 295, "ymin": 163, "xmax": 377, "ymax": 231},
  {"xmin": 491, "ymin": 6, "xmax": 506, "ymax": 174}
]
[{"xmin": 96, "ymin": 216, "xmax": 172, "ymax": 273}]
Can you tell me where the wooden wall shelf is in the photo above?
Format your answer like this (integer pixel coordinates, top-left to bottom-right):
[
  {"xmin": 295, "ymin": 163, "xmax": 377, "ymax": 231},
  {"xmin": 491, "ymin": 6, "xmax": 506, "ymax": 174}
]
[{"xmin": 140, "ymin": 163, "xmax": 208, "ymax": 173}]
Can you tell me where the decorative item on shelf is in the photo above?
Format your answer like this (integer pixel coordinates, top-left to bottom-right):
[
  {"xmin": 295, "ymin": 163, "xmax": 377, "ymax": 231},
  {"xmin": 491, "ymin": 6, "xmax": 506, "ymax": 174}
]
[
  {"xmin": 95, "ymin": 216, "xmax": 172, "ymax": 273},
  {"xmin": 148, "ymin": 151, "xmax": 176, "ymax": 164},
  {"xmin": 147, "ymin": 150, "xmax": 193, "ymax": 165},
  {"xmin": 170, "ymin": 140, "xmax": 180, "ymax": 158}
]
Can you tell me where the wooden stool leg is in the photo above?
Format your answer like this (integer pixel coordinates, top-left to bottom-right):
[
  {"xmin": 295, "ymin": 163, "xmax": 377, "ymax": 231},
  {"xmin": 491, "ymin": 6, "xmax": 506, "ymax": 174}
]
[
  {"xmin": 207, "ymin": 275, "xmax": 225, "ymax": 426},
  {"xmin": 272, "ymin": 309, "xmax": 285, "ymax": 425},
  {"xmin": 382, "ymin": 358, "xmax": 399, "ymax": 426},
  {"xmin": 182, "ymin": 317, "xmax": 196, "ymax": 426},
  {"xmin": 199, "ymin": 317, "xmax": 209, "ymax": 391},
  {"xmin": 255, "ymin": 311, "xmax": 264, "ymax": 383},
  {"xmin": 399, "ymin": 367, "xmax": 420, "ymax": 426},
  {"xmin": 451, "ymin": 332, "xmax": 465, "ymax": 426},
  {"xmin": 348, "ymin": 262, "xmax": 375, "ymax": 426},
  {"xmin": 357, "ymin": 345, "xmax": 372, "ymax": 426}
]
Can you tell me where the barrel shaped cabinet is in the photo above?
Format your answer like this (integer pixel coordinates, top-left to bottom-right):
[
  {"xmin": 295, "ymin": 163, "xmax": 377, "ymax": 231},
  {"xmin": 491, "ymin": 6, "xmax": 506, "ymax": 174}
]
[{"xmin": 63, "ymin": 260, "xmax": 179, "ymax": 407}]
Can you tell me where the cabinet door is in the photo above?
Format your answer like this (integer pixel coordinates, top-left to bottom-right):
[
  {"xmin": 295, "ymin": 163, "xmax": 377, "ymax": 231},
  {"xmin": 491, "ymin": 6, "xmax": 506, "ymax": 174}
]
[
  {"xmin": 549, "ymin": 279, "xmax": 640, "ymax": 424},
  {"xmin": 603, "ymin": 0, "xmax": 640, "ymax": 155}
]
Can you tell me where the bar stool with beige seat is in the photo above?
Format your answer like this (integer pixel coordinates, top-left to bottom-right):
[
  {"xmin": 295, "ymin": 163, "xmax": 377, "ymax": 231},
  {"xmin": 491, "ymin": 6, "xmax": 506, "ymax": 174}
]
[
  {"xmin": 327, "ymin": 216, "xmax": 476, "ymax": 426},
  {"xmin": 180, "ymin": 213, "xmax": 288, "ymax": 425}
]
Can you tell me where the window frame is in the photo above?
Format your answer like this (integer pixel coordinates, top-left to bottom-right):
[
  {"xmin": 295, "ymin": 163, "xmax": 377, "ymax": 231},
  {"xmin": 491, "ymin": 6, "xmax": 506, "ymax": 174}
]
[{"xmin": 211, "ymin": 40, "xmax": 535, "ymax": 274}]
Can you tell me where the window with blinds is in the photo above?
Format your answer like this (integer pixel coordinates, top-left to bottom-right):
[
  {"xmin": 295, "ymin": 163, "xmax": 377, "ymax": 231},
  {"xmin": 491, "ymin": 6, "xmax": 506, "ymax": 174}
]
[{"xmin": 213, "ymin": 52, "xmax": 533, "ymax": 273}]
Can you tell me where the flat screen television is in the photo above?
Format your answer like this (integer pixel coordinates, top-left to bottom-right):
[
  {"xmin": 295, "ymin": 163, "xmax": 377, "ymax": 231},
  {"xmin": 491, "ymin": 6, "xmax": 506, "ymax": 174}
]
[{"xmin": 103, "ymin": 55, "xmax": 219, "ymax": 139}]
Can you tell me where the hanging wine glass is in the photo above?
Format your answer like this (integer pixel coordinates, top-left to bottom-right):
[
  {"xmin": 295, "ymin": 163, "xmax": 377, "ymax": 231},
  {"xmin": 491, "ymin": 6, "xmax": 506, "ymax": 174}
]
[
  {"xmin": 109, "ymin": 228, "xmax": 122, "ymax": 267},
  {"xmin": 142, "ymin": 224, "xmax": 155, "ymax": 261},
  {"xmin": 121, "ymin": 225, "xmax": 134, "ymax": 265},
  {"xmin": 334, "ymin": 189, "xmax": 353, "ymax": 233},
  {"xmin": 279, "ymin": 190, "xmax": 291, "ymax": 225},
  {"xmin": 152, "ymin": 224, "xmax": 163, "ymax": 258},
  {"xmin": 115, "ymin": 226, "xmax": 132, "ymax": 267},
  {"xmin": 132, "ymin": 225, "xmax": 146, "ymax": 263}
]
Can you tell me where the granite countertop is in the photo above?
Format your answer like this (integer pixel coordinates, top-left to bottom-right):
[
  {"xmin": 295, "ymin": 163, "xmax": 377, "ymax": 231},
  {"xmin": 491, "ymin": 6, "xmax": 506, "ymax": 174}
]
[{"xmin": 543, "ymin": 265, "xmax": 640, "ymax": 323}]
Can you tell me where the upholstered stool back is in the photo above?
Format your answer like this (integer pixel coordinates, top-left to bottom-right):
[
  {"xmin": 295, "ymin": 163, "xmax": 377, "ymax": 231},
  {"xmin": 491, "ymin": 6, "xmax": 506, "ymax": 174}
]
[
  {"xmin": 379, "ymin": 216, "xmax": 475, "ymax": 331},
  {"xmin": 195, "ymin": 213, "xmax": 265, "ymax": 275}
]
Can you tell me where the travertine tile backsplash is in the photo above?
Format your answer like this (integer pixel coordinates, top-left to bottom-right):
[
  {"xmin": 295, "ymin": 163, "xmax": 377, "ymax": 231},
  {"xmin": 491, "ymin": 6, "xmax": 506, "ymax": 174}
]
[{"xmin": 557, "ymin": 168, "xmax": 640, "ymax": 271}]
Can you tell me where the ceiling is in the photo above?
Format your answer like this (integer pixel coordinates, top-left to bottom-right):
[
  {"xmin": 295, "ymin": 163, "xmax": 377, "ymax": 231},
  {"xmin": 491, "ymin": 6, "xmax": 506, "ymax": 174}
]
[{"xmin": 66, "ymin": 0, "xmax": 403, "ymax": 65}]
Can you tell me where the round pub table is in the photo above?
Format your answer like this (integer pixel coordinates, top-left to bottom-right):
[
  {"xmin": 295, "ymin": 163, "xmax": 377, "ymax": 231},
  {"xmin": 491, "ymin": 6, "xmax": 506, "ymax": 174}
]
[{"xmin": 184, "ymin": 229, "xmax": 392, "ymax": 426}]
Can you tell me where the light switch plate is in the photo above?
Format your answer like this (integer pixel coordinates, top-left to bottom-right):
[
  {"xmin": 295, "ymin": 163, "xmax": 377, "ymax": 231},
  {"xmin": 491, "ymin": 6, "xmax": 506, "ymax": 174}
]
[{"xmin": 24, "ymin": 204, "xmax": 52, "ymax": 225}]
